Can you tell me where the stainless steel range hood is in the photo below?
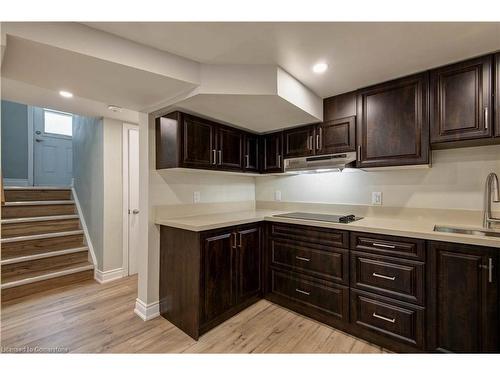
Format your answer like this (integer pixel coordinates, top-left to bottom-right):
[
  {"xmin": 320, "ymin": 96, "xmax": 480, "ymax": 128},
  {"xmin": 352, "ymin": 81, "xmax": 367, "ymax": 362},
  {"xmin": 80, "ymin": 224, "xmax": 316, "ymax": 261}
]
[{"xmin": 283, "ymin": 152, "xmax": 357, "ymax": 173}]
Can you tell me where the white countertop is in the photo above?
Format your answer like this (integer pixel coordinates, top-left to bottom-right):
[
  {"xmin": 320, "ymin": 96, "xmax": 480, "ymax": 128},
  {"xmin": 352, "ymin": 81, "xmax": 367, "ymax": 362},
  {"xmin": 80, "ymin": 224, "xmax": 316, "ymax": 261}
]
[{"xmin": 155, "ymin": 210, "xmax": 500, "ymax": 248}]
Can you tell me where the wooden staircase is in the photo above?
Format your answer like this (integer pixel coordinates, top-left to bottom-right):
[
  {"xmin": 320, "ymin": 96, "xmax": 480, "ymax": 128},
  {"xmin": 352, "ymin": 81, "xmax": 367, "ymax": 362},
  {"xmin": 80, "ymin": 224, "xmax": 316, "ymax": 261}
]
[{"xmin": 1, "ymin": 187, "xmax": 94, "ymax": 302}]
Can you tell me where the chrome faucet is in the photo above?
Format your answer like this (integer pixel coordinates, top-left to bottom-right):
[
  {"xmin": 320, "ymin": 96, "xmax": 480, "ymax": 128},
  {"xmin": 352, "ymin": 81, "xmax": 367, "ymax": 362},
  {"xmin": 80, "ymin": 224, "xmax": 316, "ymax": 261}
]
[{"xmin": 483, "ymin": 172, "xmax": 500, "ymax": 229}]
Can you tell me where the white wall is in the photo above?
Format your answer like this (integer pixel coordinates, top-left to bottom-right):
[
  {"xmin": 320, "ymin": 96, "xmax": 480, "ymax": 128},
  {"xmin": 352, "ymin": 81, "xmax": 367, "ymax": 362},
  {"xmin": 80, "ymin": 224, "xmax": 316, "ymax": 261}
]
[
  {"xmin": 256, "ymin": 144, "xmax": 500, "ymax": 211},
  {"xmin": 73, "ymin": 115, "xmax": 104, "ymax": 269},
  {"xmin": 102, "ymin": 118, "xmax": 124, "ymax": 271},
  {"xmin": 72, "ymin": 115, "xmax": 125, "ymax": 272}
]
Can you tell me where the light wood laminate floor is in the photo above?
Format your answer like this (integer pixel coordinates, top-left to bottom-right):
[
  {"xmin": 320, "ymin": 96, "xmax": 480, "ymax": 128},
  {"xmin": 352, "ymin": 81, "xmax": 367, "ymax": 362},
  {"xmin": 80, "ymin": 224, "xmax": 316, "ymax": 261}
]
[{"xmin": 1, "ymin": 275, "xmax": 388, "ymax": 353}]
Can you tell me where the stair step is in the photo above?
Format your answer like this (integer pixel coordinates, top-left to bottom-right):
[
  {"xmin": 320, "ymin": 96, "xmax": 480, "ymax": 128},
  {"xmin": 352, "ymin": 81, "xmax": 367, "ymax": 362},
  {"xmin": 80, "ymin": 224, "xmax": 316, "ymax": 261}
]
[
  {"xmin": 1, "ymin": 230, "xmax": 84, "ymax": 243},
  {"xmin": 1, "ymin": 202, "xmax": 76, "ymax": 219},
  {"xmin": 4, "ymin": 188, "xmax": 72, "ymax": 202},
  {"xmin": 1, "ymin": 251, "xmax": 90, "ymax": 284},
  {"xmin": 0, "ymin": 246, "xmax": 89, "ymax": 265},
  {"xmin": 1, "ymin": 233, "xmax": 85, "ymax": 259},
  {"xmin": 1, "ymin": 214, "xmax": 79, "ymax": 224},
  {"xmin": 1, "ymin": 263, "xmax": 94, "ymax": 302},
  {"xmin": 1, "ymin": 218, "xmax": 81, "ymax": 238}
]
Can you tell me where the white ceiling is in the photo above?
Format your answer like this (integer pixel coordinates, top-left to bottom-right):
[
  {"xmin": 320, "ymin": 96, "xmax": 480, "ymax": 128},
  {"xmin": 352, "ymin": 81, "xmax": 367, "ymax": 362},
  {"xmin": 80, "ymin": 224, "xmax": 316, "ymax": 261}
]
[
  {"xmin": 85, "ymin": 22, "xmax": 500, "ymax": 98},
  {"xmin": 1, "ymin": 35, "xmax": 197, "ymax": 112}
]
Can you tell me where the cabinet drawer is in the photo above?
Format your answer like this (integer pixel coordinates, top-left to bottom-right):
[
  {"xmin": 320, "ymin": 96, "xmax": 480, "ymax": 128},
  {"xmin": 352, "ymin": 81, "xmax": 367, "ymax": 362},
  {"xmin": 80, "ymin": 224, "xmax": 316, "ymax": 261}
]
[
  {"xmin": 271, "ymin": 239, "xmax": 348, "ymax": 284},
  {"xmin": 271, "ymin": 223, "xmax": 348, "ymax": 248},
  {"xmin": 351, "ymin": 252, "xmax": 425, "ymax": 305},
  {"xmin": 271, "ymin": 269, "xmax": 349, "ymax": 321},
  {"xmin": 351, "ymin": 289, "xmax": 425, "ymax": 349},
  {"xmin": 350, "ymin": 232, "xmax": 425, "ymax": 260}
]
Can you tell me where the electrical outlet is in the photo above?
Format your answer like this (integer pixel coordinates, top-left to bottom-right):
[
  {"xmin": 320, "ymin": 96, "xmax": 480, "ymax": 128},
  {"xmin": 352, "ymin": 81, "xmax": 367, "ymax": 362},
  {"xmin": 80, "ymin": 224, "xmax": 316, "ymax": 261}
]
[
  {"xmin": 274, "ymin": 190, "xmax": 282, "ymax": 201},
  {"xmin": 193, "ymin": 191, "xmax": 201, "ymax": 204},
  {"xmin": 372, "ymin": 192, "xmax": 382, "ymax": 205}
]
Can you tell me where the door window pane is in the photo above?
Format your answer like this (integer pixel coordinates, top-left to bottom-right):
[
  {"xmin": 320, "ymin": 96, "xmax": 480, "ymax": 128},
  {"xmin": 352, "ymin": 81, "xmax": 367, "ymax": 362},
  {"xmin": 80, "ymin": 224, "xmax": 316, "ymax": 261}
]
[{"xmin": 44, "ymin": 110, "xmax": 73, "ymax": 137}]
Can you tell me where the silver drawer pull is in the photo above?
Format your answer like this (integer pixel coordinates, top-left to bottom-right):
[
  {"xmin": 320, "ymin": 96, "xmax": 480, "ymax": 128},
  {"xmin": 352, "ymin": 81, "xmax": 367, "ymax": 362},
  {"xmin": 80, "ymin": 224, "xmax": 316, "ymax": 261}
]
[
  {"xmin": 295, "ymin": 256, "xmax": 310, "ymax": 262},
  {"xmin": 372, "ymin": 242, "xmax": 396, "ymax": 249},
  {"xmin": 372, "ymin": 272, "xmax": 396, "ymax": 281},
  {"xmin": 372, "ymin": 312, "xmax": 396, "ymax": 323},
  {"xmin": 295, "ymin": 288, "xmax": 310, "ymax": 296}
]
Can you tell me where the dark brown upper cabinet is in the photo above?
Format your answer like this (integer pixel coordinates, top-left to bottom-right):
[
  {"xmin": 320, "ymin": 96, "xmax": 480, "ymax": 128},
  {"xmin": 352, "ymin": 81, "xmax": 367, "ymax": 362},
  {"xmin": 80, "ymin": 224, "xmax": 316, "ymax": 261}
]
[
  {"xmin": 283, "ymin": 125, "xmax": 315, "ymax": 158},
  {"xmin": 427, "ymin": 241, "xmax": 498, "ymax": 353},
  {"xmin": 430, "ymin": 55, "xmax": 493, "ymax": 145},
  {"xmin": 261, "ymin": 132, "xmax": 283, "ymax": 173},
  {"xmin": 356, "ymin": 73, "xmax": 430, "ymax": 168},
  {"xmin": 496, "ymin": 53, "xmax": 500, "ymax": 137},
  {"xmin": 243, "ymin": 133, "xmax": 259, "ymax": 172},
  {"xmin": 319, "ymin": 91, "xmax": 356, "ymax": 154},
  {"xmin": 156, "ymin": 111, "xmax": 248, "ymax": 173},
  {"xmin": 217, "ymin": 126, "xmax": 243, "ymax": 171}
]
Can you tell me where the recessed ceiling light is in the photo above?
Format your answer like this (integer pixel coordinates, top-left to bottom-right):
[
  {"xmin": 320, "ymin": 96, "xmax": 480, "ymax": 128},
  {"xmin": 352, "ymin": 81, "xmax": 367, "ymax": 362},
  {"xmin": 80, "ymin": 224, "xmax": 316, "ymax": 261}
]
[
  {"xmin": 59, "ymin": 90, "xmax": 73, "ymax": 98},
  {"xmin": 312, "ymin": 63, "xmax": 328, "ymax": 74},
  {"xmin": 108, "ymin": 105, "xmax": 123, "ymax": 113}
]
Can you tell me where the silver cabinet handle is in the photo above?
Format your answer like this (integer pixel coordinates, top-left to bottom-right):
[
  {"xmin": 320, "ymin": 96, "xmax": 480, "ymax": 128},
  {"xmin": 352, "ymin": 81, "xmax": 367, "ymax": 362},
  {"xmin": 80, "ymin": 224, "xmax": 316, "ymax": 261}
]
[
  {"xmin": 295, "ymin": 288, "xmax": 310, "ymax": 296},
  {"xmin": 488, "ymin": 257, "xmax": 493, "ymax": 283},
  {"xmin": 372, "ymin": 242, "xmax": 396, "ymax": 249},
  {"xmin": 238, "ymin": 233, "xmax": 243, "ymax": 248},
  {"xmin": 357, "ymin": 145, "xmax": 361, "ymax": 162},
  {"xmin": 218, "ymin": 150, "xmax": 222, "ymax": 165},
  {"xmin": 212, "ymin": 149, "xmax": 217, "ymax": 165},
  {"xmin": 485, "ymin": 107, "xmax": 489, "ymax": 129},
  {"xmin": 372, "ymin": 272, "xmax": 396, "ymax": 281},
  {"xmin": 276, "ymin": 154, "xmax": 281, "ymax": 168},
  {"xmin": 316, "ymin": 134, "xmax": 320, "ymax": 150},
  {"xmin": 232, "ymin": 232, "xmax": 237, "ymax": 249},
  {"xmin": 372, "ymin": 312, "xmax": 395, "ymax": 323},
  {"xmin": 245, "ymin": 154, "xmax": 250, "ymax": 168},
  {"xmin": 295, "ymin": 256, "xmax": 310, "ymax": 262}
]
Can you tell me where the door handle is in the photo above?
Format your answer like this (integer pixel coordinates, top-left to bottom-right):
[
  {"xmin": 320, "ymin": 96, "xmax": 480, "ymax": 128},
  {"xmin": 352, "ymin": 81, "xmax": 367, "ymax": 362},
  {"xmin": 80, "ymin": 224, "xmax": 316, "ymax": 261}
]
[
  {"xmin": 295, "ymin": 288, "xmax": 310, "ymax": 296},
  {"xmin": 295, "ymin": 256, "xmax": 310, "ymax": 262},
  {"xmin": 35, "ymin": 139, "xmax": 44, "ymax": 142},
  {"xmin": 218, "ymin": 150, "xmax": 222, "ymax": 165},
  {"xmin": 372, "ymin": 242, "xmax": 396, "ymax": 249},
  {"xmin": 316, "ymin": 134, "xmax": 320, "ymax": 150},
  {"xmin": 484, "ymin": 107, "xmax": 489, "ymax": 129},
  {"xmin": 245, "ymin": 155, "xmax": 250, "ymax": 168},
  {"xmin": 212, "ymin": 149, "xmax": 217, "ymax": 165}
]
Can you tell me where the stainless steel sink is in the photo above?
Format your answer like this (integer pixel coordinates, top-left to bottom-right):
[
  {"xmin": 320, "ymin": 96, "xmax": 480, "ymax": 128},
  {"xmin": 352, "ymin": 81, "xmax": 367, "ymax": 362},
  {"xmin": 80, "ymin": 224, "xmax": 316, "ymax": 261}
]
[{"xmin": 433, "ymin": 225, "xmax": 500, "ymax": 238}]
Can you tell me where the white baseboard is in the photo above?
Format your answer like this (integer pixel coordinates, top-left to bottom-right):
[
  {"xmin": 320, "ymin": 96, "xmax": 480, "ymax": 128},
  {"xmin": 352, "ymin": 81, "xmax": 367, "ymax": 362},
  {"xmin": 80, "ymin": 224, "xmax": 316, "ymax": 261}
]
[
  {"xmin": 134, "ymin": 298, "xmax": 160, "ymax": 321},
  {"xmin": 4, "ymin": 178, "xmax": 29, "ymax": 186},
  {"xmin": 94, "ymin": 267, "xmax": 125, "ymax": 284}
]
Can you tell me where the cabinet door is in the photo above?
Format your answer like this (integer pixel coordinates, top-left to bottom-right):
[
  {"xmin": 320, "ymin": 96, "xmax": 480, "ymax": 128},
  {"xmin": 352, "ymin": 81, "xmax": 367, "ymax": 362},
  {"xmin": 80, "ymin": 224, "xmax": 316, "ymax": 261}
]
[
  {"xmin": 428, "ymin": 242, "xmax": 498, "ymax": 353},
  {"xmin": 283, "ymin": 125, "xmax": 315, "ymax": 158},
  {"xmin": 357, "ymin": 73, "xmax": 429, "ymax": 168},
  {"xmin": 200, "ymin": 230, "xmax": 235, "ymax": 324},
  {"xmin": 262, "ymin": 132, "xmax": 283, "ymax": 173},
  {"xmin": 236, "ymin": 225, "xmax": 261, "ymax": 303},
  {"xmin": 243, "ymin": 133, "xmax": 259, "ymax": 172},
  {"xmin": 430, "ymin": 55, "xmax": 493, "ymax": 143},
  {"xmin": 317, "ymin": 117, "xmax": 356, "ymax": 154},
  {"xmin": 182, "ymin": 115, "xmax": 216, "ymax": 168},
  {"xmin": 496, "ymin": 53, "xmax": 500, "ymax": 138},
  {"xmin": 217, "ymin": 126, "xmax": 243, "ymax": 170}
]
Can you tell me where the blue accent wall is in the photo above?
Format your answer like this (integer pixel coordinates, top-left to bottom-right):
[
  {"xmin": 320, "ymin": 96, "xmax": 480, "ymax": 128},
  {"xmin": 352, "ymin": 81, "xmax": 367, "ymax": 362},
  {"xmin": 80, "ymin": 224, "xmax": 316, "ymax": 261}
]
[{"xmin": 1, "ymin": 100, "xmax": 28, "ymax": 179}]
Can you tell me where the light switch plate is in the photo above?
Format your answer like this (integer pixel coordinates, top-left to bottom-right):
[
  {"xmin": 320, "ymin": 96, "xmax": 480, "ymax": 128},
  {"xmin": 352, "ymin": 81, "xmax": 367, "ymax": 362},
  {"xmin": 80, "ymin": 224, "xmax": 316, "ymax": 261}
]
[
  {"xmin": 193, "ymin": 191, "xmax": 201, "ymax": 203},
  {"xmin": 274, "ymin": 190, "xmax": 282, "ymax": 201},
  {"xmin": 372, "ymin": 192, "xmax": 382, "ymax": 205}
]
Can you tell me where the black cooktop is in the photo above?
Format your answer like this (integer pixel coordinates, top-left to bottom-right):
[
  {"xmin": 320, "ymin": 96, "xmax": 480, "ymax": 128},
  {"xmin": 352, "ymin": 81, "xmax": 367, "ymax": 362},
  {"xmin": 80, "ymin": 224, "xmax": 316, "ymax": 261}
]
[{"xmin": 273, "ymin": 212, "xmax": 362, "ymax": 223}]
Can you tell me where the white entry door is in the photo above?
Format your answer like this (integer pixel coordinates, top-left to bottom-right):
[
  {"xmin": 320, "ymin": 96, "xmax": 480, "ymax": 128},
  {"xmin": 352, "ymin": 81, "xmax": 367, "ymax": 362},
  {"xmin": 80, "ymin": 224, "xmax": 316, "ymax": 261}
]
[
  {"xmin": 34, "ymin": 108, "xmax": 73, "ymax": 186},
  {"xmin": 123, "ymin": 125, "xmax": 139, "ymax": 275}
]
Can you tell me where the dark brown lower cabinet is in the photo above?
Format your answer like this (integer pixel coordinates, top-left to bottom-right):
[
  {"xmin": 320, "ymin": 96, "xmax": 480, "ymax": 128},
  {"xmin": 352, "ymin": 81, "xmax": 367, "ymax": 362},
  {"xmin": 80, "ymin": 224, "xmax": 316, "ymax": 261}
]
[
  {"xmin": 159, "ymin": 223, "xmax": 262, "ymax": 339},
  {"xmin": 427, "ymin": 241, "xmax": 499, "ymax": 353},
  {"xmin": 160, "ymin": 221, "xmax": 499, "ymax": 352}
]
